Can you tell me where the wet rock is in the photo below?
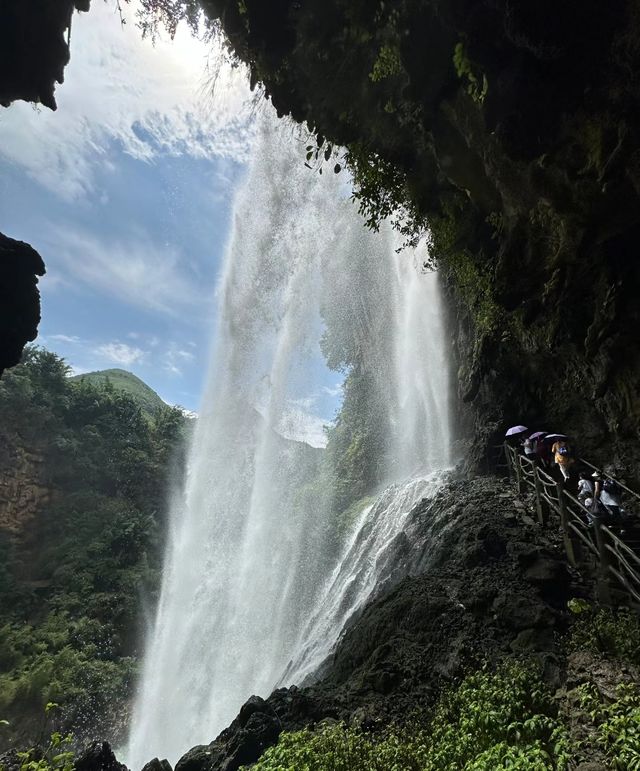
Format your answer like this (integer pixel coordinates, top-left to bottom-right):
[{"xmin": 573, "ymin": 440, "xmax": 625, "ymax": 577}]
[
  {"xmin": 0, "ymin": 750, "xmax": 21, "ymax": 771},
  {"xmin": 219, "ymin": 710, "xmax": 281, "ymax": 770},
  {"xmin": 509, "ymin": 627, "xmax": 555, "ymax": 653},
  {"xmin": 175, "ymin": 745, "xmax": 223, "ymax": 771},
  {"xmin": 141, "ymin": 759, "xmax": 172, "ymax": 771},
  {"xmin": 238, "ymin": 695, "xmax": 274, "ymax": 728},
  {"xmin": 75, "ymin": 742, "xmax": 128, "ymax": 771},
  {"xmin": 491, "ymin": 593, "xmax": 547, "ymax": 630},
  {"xmin": 175, "ymin": 694, "xmax": 287, "ymax": 771}
]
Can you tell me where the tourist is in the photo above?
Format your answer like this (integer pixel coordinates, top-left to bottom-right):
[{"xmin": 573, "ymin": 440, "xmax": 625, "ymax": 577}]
[
  {"xmin": 583, "ymin": 497, "xmax": 599, "ymax": 525},
  {"xmin": 536, "ymin": 438, "xmax": 552, "ymax": 469},
  {"xmin": 523, "ymin": 435, "xmax": 536, "ymax": 462},
  {"xmin": 593, "ymin": 472, "xmax": 624, "ymax": 521},
  {"xmin": 552, "ymin": 437, "xmax": 574, "ymax": 481},
  {"xmin": 577, "ymin": 472, "xmax": 594, "ymax": 504}
]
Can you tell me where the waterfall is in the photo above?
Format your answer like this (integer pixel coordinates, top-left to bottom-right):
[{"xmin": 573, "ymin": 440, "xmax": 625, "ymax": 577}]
[{"xmin": 126, "ymin": 112, "xmax": 452, "ymax": 769}]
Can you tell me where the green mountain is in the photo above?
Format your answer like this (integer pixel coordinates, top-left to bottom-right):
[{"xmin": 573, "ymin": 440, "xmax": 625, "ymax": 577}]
[{"xmin": 70, "ymin": 368, "xmax": 166, "ymax": 416}]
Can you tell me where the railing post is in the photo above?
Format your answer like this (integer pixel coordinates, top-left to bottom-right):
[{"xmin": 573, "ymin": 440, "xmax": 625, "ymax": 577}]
[
  {"xmin": 533, "ymin": 467, "xmax": 545, "ymax": 526},
  {"xmin": 514, "ymin": 451, "xmax": 523, "ymax": 495},
  {"xmin": 504, "ymin": 442, "xmax": 513, "ymax": 481},
  {"xmin": 556, "ymin": 480, "xmax": 577, "ymax": 567},
  {"xmin": 592, "ymin": 519, "xmax": 612, "ymax": 605}
]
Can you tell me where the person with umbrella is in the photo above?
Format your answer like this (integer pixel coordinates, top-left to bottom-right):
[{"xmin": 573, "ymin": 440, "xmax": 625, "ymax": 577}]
[
  {"xmin": 527, "ymin": 431, "xmax": 548, "ymax": 467},
  {"xmin": 505, "ymin": 426, "xmax": 529, "ymax": 460}
]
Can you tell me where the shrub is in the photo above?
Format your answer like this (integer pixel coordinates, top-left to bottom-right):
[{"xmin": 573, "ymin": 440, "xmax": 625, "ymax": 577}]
[
  {"xmin": 577, "ymin": 682, "xmax": 640, "ymax": 770},
  {"xmin": 569, "ymin": 604, "xmax": 640, "ymax": 665},
  {"xmin": 247, "ymin": 661, "xmax": 572, "ymax": 770}
]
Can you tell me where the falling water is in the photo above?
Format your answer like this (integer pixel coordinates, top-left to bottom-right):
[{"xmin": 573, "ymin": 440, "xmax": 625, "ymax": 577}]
[{"xmin": 126, "ymin": 112, "xmax": 452, "ymax": 769}]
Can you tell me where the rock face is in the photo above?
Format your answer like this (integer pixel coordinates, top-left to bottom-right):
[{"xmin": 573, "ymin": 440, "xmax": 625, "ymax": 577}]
[
  {"xmin": 202, "ymin": 0, "xmax": 640, "ymax": 477},
  {"xmin": 0, "ymin": 437, "xmax": 52, "ymax": 537},
  {"xmin": 166, "ymin": 476, "xmax": 583, "ymax": 771},
  {"xmin": 0, "ymin": 233, "xmax": 46, "ymax": 377},
  {"xmin": 75, "ymin": 742, "xmax": 128, "ymax": 771},
  {"xmin": 0, "ymin": 0, "xmax": 90, "ymax": 109}
]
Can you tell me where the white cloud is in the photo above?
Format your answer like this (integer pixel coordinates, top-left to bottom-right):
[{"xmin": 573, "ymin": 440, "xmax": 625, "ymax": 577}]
[
  {"xmin": 0, "ymin": 0, "xmax": 255, "ymax": 200},
  {"xmin": 51, "ymin": 226, "xmax": 206, "ymax": 315},
  {"xmin": 50, "ymin": 334, "xmax": 81, "ymax": 344},
  {"xmin": 163, "ymin": 343, "xmax": 196, "ymax": 376},
  {"xmin": 66, "ymin": 363, "xmax": 90, "ymax": 377},
  {"xmin": 95, "ymin": 341, "xmax": 146, "ymax": 366},
  {"xmin": 322, "ymin": 384, "xmax": 343, "ymax": 398}
]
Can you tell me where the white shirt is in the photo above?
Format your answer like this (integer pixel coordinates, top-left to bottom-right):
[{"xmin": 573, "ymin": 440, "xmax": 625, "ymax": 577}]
[
  {"xmin": 600, "ymin": 486, "xmax": 621, "ymax": 506},
  {"xmin": 578, "ymin": 479, "xmax": 594, "ymax": 496}
]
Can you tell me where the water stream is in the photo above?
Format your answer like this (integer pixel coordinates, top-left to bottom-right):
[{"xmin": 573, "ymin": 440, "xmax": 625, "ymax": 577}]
[{"xmin": 126, "ymin": 112, "xmax": 452, "ymax": 768}]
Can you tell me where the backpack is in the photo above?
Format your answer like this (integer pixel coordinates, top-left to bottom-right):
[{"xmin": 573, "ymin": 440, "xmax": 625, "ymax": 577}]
[{"xmin": 603, "ymin": 478, "xmax": 621, "ymax": 496}]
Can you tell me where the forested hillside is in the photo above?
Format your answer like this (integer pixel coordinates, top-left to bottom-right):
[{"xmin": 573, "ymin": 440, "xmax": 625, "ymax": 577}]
[
  {"xmin": 0, "ymin": 348, "xmax": 188, "ymax": 748},
  {"xmin": 69, "ymin": 370, "xmax": 169, "ymax": 419}
]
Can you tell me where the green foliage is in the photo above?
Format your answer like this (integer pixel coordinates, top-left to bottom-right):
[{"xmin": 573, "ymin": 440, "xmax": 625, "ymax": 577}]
[
  {"xmin": 303, "ymin": 136, "xmax": 340, "ymax": 176},
  {"xmin": 69, "ymin": 368, "xmax": 169, "ymax": 418},
  {"xmin": 0, "ymin": 347, "xmax": 187, "ymax": 747},
  {"xmin": 247, "ymin": 661, "xmax": 572, "ymax": 770},
  {"xmin": 431, "ymin": 205, "xmax": 501, "ymax": 336},
  {"xmin": 0, "ymin": 705, "xmax": 76, "ymax": 771},
  {"xmin": 453, "ymin": 41, "xmax": 488, "ymax": 104},
  {"xmin": 322, "ymin": 368, "xmax": 389, "ymax": 518},
  {"xmin": 345, "ymin": 142, "xmax": 429, "ymax": 252},
  {"xmin": 133, "ymin": 0, "xmax": 205, "ymax": 40},
  {"xmin": 577, "ymin": 682, "xmax": 640, "ymax": 769},
  {"xmin": 369, "ymin": 44, "xmax": 403, "ymax": 82},
  {"xmin": 16, "ymin": 730, "xmax": 75, "ymax": 771},
  {"xmin": 569, "ymin": 606, "xmax": 640, "ymax": 665}
]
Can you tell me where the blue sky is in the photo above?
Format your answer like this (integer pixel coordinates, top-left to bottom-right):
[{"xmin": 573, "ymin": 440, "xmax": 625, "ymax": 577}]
[
  {"xmin": 0, "ymin": 2, "xmax": 253, "ymax": 412},
  {"xmin": 0, "ymin": 1, "xmax": 342, "ymax": 442}
]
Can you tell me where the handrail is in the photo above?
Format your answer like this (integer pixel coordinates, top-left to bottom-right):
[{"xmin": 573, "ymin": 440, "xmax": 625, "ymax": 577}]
[
  {"xmin": 567, "ymin": 522, "xmax": 599, "ymax": 556},
  {"xmin": 607, "ymin": 565, "xmax": 640, "ymax": 605},
  {"xmin": 504, "ymin": 442, "xmax": 640, "ymax": 610},
  {"xmin": 579, "ymin": 457, "xmax": 640, "ymax": 504},
  {"xmin": 605, "ymin": 536, "xmax": 640, "ymax": 573}
]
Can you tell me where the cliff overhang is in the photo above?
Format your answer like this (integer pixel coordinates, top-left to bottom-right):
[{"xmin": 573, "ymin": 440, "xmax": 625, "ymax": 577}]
[{"xmin": 200, "ymin": 0, "xmax": 640, "ymax": 475}]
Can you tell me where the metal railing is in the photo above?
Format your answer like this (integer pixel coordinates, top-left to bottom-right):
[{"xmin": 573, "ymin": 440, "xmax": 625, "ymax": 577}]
[{"xmin": 504, "ymin": 444, "xmax": 640, "ymax": 607}]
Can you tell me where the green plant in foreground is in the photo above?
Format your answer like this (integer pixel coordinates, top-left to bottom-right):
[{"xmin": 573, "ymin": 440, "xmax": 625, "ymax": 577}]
[
  {"xmin": 246, "ymin": 661, "xmax": 572, "ymax": 770},
  {"xmin": 569, "ymin": 603, "xmax": 640, "ymax": 665},
  {"xmin": 4, "ymin": 704, "xmax": 76, "ymax": 771},
  {"xmin": 578, "ymin": 682, "xmax": 640, "ymax": 769}
]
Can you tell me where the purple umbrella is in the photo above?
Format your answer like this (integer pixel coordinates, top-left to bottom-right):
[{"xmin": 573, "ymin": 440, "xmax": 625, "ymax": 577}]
[
  {"xmin": 529, "ymin": 431, "xmax": 547, "ymax": 440},
  {"xmin": 505, "ymin": 425, "xmax": 528, "ymax": 437}
]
